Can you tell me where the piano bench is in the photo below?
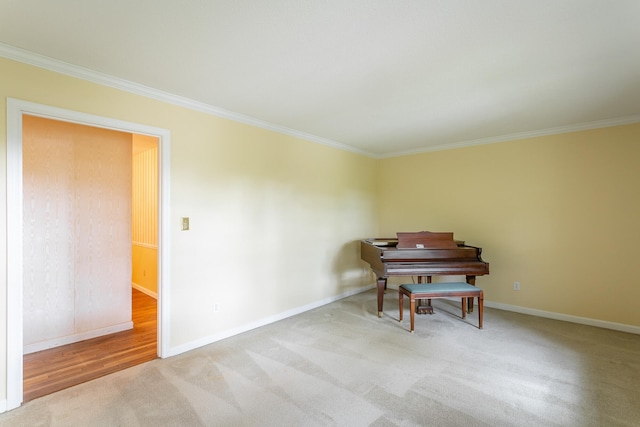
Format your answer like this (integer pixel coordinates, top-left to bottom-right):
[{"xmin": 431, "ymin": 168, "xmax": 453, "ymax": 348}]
[{"xmin": 398, "ymin": 282, "xmax": 484, "ymax": 333}]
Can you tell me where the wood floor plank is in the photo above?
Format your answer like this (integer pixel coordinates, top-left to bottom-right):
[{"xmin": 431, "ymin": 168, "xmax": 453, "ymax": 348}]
[{"xmin": 23, "ymin": 289, "xmax": 157, "ymax": 402}]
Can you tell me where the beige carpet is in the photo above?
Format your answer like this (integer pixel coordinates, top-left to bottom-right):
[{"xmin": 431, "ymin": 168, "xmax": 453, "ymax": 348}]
[{"xmin": 1, "ymin": 288, "xmax": 639, "ymax": 426}]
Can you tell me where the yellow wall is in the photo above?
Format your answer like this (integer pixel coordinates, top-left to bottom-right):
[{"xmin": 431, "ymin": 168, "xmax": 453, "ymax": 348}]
[
  {"xmin": 132, "ymin": 244, "xmax": 158, "ymax": 295},
  {"xmin": 378, "ymin": 123, "xmax": 640, "ymax": 327},
  {"xmin": 0, "ymin": 56, "xmax": 378, "ymax": 403}
]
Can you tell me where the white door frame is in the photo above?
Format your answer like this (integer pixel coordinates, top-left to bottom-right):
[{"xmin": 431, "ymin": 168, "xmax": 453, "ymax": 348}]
[{"xmin": 6, "ymin": 98, "xmax": 171, "ymax": 410}]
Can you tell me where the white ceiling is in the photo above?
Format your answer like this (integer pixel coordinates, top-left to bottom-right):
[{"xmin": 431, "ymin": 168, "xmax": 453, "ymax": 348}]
[{"xmin": 1, "ymin": 0, "xmax": 639, "ymax": 158}]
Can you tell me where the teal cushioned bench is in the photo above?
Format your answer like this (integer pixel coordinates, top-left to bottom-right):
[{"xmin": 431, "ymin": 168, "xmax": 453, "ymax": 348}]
[{"xmin": 398, "ymin": 282, "xmax": 484, "ymax": 332}]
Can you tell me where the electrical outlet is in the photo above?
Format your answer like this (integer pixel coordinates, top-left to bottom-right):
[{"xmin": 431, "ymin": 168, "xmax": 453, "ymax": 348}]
[
  {"xmin": 513, "ymin": 281, "xmax": 520, "ymax": 291},
  {"xmin": 181, "ymin": 217, "xmax": 189, "ymax": 231},
  {"xmin": 213, "ymin": 303, "xmax": 219, "ymax": 313}
]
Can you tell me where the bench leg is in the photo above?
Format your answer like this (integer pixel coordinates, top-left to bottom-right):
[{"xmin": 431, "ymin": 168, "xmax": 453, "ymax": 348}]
[
  {"xmin": 409, "ymin": 296, "xmax": 415, "ymax": 333},
  {"xmin": 461, "ymin": 297, "xmax": 467, "ymax": 319},
  {"xmin": 399, "ymin": 291, "xmax": 403, "ymax": 322}
]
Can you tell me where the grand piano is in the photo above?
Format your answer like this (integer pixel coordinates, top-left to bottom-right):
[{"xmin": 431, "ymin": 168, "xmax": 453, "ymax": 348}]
[{"xmin": 360, "ymin": 231, "xmax": 489, "ymax": 317}]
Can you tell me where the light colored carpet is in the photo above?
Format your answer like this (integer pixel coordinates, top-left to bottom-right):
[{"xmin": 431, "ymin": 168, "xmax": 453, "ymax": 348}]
[{"xmin": 1, "ymin": 288, "xmax": 639, "ymax": 426}]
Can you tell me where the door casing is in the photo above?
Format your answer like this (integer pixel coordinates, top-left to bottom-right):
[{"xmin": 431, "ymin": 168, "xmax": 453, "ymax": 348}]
[{"xmin": 6, "ymin": 98, "xmax": 171, "ymax": 410}]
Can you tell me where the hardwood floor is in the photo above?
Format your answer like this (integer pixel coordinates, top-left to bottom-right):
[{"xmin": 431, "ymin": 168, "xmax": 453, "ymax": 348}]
[{"xmin": 23, "ymin": 288, "xmax": 157, "ymax": 402}]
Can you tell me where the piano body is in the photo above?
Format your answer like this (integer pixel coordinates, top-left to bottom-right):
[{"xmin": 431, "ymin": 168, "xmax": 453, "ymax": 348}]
[{"xmin": 360, "ymin": 231, "xmax": 489, "ymax": 317}]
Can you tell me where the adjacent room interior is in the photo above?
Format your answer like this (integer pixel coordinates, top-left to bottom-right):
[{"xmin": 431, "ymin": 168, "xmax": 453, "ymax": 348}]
[{"xmin": 19, "ymin": 116, "xmax": 160, "ymax": 401}]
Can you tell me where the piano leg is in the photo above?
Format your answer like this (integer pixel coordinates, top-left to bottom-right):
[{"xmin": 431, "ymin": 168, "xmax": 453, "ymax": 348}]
[
  {"xmin": 416, "ymin": 276, "xmax": 434, "ymax": 314},
  {"xmin": 466, "ymin": 276, "xmax": 476, "ymax": 312},
  {"xmin": 377, "ymin": 277, "xmax": 387, "ymax": 317}
]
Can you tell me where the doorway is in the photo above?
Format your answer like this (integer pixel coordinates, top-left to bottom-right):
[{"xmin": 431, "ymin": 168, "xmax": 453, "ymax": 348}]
[{"xmin": 6, "ymin": 98, "xmax": 171, "ymax": 410}]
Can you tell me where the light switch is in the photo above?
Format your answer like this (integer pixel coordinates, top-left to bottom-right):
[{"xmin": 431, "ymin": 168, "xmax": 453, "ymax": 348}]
[{"xmin": 181, "ymin": 217, "xmax": 189, "ymax": 231}]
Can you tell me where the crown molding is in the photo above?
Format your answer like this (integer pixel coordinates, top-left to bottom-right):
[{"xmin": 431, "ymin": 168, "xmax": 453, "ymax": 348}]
[
  {"xmin": 0, "ymin": 43, "xmax": 371, "ymax": 157},
  {"xmin": 3, "ymin": 42, "xmax": 639, "ymax": 160},
  {"xmin": 380, "ymin": 114, "xmax": 640, "ymax": 158}
]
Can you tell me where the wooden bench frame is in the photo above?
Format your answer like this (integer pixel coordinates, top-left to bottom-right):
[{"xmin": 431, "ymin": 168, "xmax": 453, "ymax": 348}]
[{"xmin": 398, "ymin": 282, "xmax": 484, "ymax": 332}]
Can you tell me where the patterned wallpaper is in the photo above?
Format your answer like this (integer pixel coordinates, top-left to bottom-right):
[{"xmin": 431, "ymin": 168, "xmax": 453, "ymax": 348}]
[{"xmin": 22, "ymin": 115, "xmax": 132, "ymax": 350}]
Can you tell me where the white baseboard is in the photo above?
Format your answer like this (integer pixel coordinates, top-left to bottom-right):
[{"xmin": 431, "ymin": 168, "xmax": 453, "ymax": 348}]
[
  {"xmin": 132, "ymin": 282, "xmax": 158, "ymax": 299},
  {"xmin": 165, "ymin": 286, "xmax": 639, "ymax": 358},
  {"xmin": 166, "ymin": 284, "xmax": 375, "ymax": 357},
  {"xmin": 23, "ymin": 321, "xmax": 134, "ymax": 354},
  {"xmin": 485, "ymin": 301, "xmax": 640, "ymax": 335}
]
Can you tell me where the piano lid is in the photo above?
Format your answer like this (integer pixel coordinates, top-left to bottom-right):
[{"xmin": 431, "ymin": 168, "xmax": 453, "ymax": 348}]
[{"xmin": 396, "ymin": 231, "xmax": 458, "ymax": 249}]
